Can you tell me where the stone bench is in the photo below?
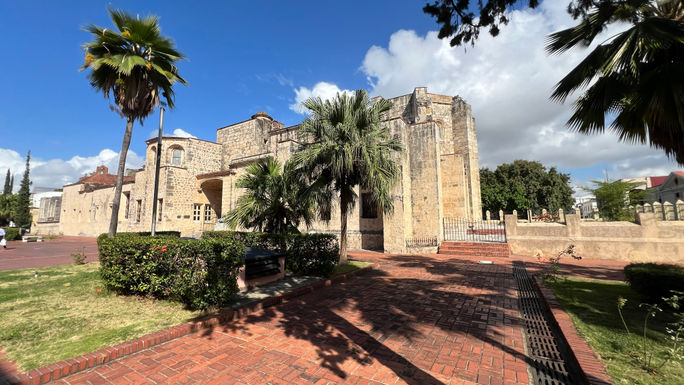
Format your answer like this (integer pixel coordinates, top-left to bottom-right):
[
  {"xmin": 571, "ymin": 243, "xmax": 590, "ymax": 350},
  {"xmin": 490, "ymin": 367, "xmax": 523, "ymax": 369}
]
[{"xmin": 22, "ymin": 235, "xmax": 43, "ymax": 242}]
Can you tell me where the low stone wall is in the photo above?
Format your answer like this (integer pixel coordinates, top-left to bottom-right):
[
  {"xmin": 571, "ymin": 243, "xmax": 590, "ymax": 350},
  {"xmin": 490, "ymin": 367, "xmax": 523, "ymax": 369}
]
[
  {"xmin": 34, "ymin": 222, "xmax": 61, "ymax": 236},
  {"xmin": 505, "ymin": 213, "xmax": 684, "ymax": 263}
]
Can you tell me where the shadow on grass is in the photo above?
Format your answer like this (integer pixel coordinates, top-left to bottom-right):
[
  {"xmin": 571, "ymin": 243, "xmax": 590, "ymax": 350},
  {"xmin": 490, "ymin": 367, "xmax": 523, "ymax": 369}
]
[
  {"xmin": 546, "ymin": 278, "xmax": 675, "ymax": 340},
  {"xmin": 193, "ymin": 253, "xmax": 557, "ymax": 384}
]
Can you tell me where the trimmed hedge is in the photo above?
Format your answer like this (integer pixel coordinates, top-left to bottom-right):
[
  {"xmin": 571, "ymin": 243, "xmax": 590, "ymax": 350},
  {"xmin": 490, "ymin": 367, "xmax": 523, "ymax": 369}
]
[
  {"xmin": 98, "ymin": 234, "xmax": 244, "ymax": 310},
  {"xmin": 97, "ymin": 231, "xmax": 181, "ymax": 243},
  {"xmin": 202, "ymin": 231, "xmax": 339, "ymax": 277},
  {"xmin": 1, "ymin": 227, "xmax": 24, "ymax": 241},
  {"xmin": 624, "ymin": 263, "xmax": 684, "ymax": 302}
]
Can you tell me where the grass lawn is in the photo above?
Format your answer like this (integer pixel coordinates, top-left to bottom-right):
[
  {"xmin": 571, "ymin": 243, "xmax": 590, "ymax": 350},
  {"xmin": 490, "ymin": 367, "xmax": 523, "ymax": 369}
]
[
  {"xmin": 546, "ymin": 277, "xmax": 683, "ymax": 385},
  {"xmin": 331, "ymin": 260, "xmax": 372, "ymax": 277},
  {"xmin": 0, "ymin": 263, "xmax": 201, "ymax": 371}
]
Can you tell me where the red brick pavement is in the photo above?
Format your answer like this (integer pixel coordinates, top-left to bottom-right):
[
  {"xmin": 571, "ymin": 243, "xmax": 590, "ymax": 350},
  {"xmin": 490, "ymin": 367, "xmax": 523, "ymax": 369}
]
[
  {"xmin": 50, "ymin": 252, "xmax": 530, "ymax": 385},
  {"xmin": 0, "ymin": 237, "xmax": 98, "ymax": 271}
]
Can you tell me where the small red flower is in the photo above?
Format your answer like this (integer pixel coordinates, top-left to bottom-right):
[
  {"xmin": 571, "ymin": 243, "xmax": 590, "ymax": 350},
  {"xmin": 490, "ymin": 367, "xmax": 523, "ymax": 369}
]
[
  {"xmin": 97, "ymin": 288, "xmax": 101, "ymax": 293},
  {"xmin": 161, "ymin": 245, "xmax": 167, "ymax": 252}
]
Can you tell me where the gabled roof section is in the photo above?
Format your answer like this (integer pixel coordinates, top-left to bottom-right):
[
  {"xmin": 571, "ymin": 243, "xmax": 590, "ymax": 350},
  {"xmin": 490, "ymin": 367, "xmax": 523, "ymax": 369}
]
[
  {"xmin": 657, "ymin": 171, "xmax": 684, "ymax": 190},
  {"xmin": 64, "ymin": 165, "xmax": 135, "ymax": 189},
  {"xmin": 649, "ymin": 176, "xmax": 668, "ymax": 188}
]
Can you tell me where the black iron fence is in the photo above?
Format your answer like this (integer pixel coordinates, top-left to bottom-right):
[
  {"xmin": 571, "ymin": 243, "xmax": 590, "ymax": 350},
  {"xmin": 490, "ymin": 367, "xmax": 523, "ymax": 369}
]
[{"xmin": 443, "ymin": 217, "xmax": 506, "ymax": 243}]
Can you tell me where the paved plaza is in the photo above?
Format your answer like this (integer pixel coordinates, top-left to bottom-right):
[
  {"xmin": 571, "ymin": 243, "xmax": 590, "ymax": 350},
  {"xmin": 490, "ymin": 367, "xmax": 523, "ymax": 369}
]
[
  {"xmin": 0, "ymin": 240, "xmax": 633, "ymax": 384},
  {"xmin": 47, "ymin": 252, "xmax": 531, "ymax": 385},
  {"xmin": 0, "ymin": 237, "xmax": 99, "ymax": 271}
]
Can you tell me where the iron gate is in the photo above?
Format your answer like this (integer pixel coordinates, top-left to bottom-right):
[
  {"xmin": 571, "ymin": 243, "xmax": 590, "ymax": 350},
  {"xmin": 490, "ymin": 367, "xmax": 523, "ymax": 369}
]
[{"xmin": 443, "ymin": 217, "xmax": 506, "ymax": 243}]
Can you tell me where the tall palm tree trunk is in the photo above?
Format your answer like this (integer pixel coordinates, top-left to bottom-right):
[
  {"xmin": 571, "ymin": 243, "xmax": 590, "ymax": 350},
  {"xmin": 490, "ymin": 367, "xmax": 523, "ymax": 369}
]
[
  {"xmin": 108, "ymin": 117, "xmax": 134, "ymax": 237},
  {"xmin": 339, "ymin": 193, "xmax": 349, "ymax": 264}
]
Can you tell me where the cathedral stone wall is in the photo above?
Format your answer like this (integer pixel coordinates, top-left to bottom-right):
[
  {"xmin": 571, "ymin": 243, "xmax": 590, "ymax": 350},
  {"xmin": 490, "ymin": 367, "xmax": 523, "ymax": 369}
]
[{"xmin": 47, "ymin": 87, "xmax": 482, "ymax": 253}]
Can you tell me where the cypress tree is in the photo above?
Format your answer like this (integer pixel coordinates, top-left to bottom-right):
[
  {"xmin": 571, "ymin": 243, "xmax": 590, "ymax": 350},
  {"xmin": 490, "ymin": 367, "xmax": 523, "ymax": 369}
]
[
  {"xmin": 3, "ymin": 169, "xmax": 10, "ymax": 195},
  {"xmin": 15, "ymin": 151, "xmax": 32, "ymax": 228},
  {"xmin": 10, "ymin": 175, "xmax": 14, "ymax": 193}
]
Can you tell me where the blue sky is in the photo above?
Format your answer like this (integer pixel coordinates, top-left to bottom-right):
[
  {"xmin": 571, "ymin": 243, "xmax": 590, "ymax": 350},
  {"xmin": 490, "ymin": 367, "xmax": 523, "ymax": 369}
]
[{"xmin": 0, "ymin": 0, "xmax": 679, "ymax": 192}]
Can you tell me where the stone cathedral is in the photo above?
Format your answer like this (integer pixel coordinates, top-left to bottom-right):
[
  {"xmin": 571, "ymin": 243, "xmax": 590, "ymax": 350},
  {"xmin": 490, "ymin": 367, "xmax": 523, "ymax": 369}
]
[{"xmin": 44, "ymin": 87, "xmax": 481, "ymax": 253}]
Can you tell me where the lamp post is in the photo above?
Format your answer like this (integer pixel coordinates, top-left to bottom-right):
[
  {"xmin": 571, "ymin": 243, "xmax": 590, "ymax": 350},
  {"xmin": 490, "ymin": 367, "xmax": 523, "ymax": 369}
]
[{"xmin": 150, "ymin": 107, "xmax": 164, "ymax": 236}]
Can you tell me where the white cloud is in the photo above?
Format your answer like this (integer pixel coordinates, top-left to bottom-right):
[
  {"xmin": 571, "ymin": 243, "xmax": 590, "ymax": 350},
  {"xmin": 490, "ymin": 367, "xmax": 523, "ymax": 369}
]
[
  {"xmin": 171, "ymin": 128, "xmax": 196, "ymax": 138},
  {"xmin": 147, "ymin": 128, "xmax": 197, "ymax": 139},
  {"xmin": 289, "ymin": 81, "xmax": 354, "ymax": 114},
  {"xmin": 0, "ymin": 148, "xmax": 144, "ymax": 192},
  {"xmin": 359, "ymin": 1, "xmax": 677, "ymax": 173}
]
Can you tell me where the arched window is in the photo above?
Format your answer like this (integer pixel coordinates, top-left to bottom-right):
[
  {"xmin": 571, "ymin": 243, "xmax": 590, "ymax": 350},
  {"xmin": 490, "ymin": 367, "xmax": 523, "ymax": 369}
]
[
  {"xmin": 148, "ymin": 146, "xmax": 157, "ymax": 165},
  {"xmin": 167, "ymin": 145, "xmax": 184, "ymax": 166},
  {"xmin": 172, "ymin": 149, "xmax": 182, "ymax": 165}
]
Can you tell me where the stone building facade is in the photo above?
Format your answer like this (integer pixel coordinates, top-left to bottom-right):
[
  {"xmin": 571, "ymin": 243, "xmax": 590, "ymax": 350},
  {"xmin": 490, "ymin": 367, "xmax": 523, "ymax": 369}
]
[{"xmin": 43, "ymin": 87, "xmax": 482, "ymax": 253}]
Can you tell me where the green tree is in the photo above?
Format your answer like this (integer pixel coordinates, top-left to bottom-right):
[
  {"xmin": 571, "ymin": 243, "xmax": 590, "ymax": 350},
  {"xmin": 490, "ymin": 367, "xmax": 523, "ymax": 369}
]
[
  {"xmin": 293, "ymin": 89, "xmax": 403, "ymax": 262},
  {"xmin": 423, "ymin": 0, "xmax": 540, "ymax": 46},
  {"xmin": 81, "ymin": 9, "xmax": 187, "ymax": 237},
  {"xmin": 226, "ymin": 157, "xmax": 318, "ymax": 234},
  {"xmin": 14, "ymin": 152, "xmax": 32, "ymax": 228},
  {"xmin": 425, "ymin": 1, "xmax": 684, "ymax": 164},
  {"xmin": 0, "ymin": 194, "xmax": 17, "ymax": 226},
  {"xmin": 480, "ymin": 160, "xmax": 574, "ymax": 215},
  {"xmin": 3, "ymin": 169, "xmax": 10, "ymax": 195},
  {"xmin": 585, "ymin": 180, "xmax": 647, "ymax": 221}
]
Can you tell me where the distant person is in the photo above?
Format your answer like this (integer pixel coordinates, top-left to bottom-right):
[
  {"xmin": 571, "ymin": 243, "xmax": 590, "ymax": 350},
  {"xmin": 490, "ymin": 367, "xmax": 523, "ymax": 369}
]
[{"xmin": 0, "ymin": 228, "xmax": 5, "ymax": 249}]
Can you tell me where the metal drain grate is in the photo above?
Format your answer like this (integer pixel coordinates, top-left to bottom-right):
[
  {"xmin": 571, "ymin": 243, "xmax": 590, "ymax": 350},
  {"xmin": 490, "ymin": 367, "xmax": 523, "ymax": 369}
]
[{"xmin": 513, "ymin": 261, "xmax": 583, "ymax": 385}]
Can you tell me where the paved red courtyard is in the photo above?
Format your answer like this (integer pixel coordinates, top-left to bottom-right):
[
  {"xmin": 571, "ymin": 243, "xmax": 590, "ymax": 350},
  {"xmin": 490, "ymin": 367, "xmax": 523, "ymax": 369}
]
[
  {"xmin": 49, "ymin": 252, "xmax": 531, "ymax": 385},
  {"xmin": 0, "ymin": 237, "xmax": 99, "ymax": 271}
]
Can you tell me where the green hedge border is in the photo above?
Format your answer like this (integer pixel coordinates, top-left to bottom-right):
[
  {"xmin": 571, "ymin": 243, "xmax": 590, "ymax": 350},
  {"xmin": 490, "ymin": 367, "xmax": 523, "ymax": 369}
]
[{"xmin": 202, "ymin": 231, "xmax": 340, "ymax": 277}]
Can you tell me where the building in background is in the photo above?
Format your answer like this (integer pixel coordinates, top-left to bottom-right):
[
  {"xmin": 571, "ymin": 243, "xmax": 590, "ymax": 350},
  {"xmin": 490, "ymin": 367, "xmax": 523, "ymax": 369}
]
[{"xmin": 651, "ymin": 171, "xmax": 684, "ymax": 203}]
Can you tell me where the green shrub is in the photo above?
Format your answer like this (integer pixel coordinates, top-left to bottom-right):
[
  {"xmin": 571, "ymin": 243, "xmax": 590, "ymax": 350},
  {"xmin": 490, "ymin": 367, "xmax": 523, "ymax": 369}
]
[
  {"xmin": 1, "ymin": 227, "xmax": 24, "ymax": 241},
  {"xmin": 624, "ymin": 263, "xmax": 684, "ymax": 302},
  {"xmin": 202, "ymin": 231, "xmax": 339, "ymax": 277},
  {"xmin": 285, "ymin": 234, "xmax": 339, "ymax": 277},
  {"xmin": 98, "ymin": 234, "xmax": 244, "ymax": 310}
]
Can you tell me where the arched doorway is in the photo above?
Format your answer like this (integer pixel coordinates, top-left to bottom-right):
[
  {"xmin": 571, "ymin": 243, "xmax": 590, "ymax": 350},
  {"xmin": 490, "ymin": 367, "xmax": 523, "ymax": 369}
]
[{"xmin": 200, "ymin": 179, "xmax": 223, "ymax": 231}]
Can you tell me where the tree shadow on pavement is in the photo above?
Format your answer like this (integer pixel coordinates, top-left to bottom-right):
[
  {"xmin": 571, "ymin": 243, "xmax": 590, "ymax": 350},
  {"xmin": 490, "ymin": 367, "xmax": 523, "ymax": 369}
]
[{"xmin": 198, "ymin": 254, "xmax": 543, "ymax": 384}]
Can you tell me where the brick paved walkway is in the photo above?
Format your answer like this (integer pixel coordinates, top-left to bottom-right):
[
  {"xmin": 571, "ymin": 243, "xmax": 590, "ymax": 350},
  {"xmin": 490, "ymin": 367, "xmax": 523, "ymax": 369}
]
[
  {"xmin": 52, "ymin": 252, "xmax": 530, "ymax": 385},
  {"xmin": 0, "ymin": 237, "xmax": 98, "ymax": 271}
]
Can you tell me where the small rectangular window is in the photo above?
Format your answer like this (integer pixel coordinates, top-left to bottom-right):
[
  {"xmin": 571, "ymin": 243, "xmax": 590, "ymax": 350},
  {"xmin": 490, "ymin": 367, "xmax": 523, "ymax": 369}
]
[
  {"xmin": 136, "ymin": 200, "xmax": 142, "ymax": 222},
  {"xmin": 320, "ymin": 209, "xmax": 331, "ymax": 221},
  {"xmin": 204, "ymin": 205, "xmax": 213, "ymax": 222},
  {"xmin": 124, "ymin": 193, "xmax": 130, "ymax": 219},
  {"xmin": 361, "ymin": 193, "xmax": 378, "ymax": 219},
  {"xmin": 193, "ymin": 204, "xmax": 201, "ymax": 222},
  {"xmin": 157, "ymin": 199, "xmax": 163, "ymax": 222}
]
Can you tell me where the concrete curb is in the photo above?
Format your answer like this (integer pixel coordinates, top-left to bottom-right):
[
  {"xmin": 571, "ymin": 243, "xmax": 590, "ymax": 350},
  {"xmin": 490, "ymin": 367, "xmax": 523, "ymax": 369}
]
[{"xmin": 0, "ymin": 265, "xmax": 374, "ymax": 385}]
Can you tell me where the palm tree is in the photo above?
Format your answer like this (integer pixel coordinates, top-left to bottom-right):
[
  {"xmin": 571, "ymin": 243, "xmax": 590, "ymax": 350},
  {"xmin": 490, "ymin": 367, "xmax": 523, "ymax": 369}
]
[
  {"xmin": 547, "ymin": 0, "xmax": 684, "ymax": 164},
  {"xmin": 293, "ymin": 89, "xmax": 403, "ymax": 263},
  {"xmin": 81, "ymin": 9, "xmax": 187, "ymax": 237},
  {"xmin": 226, "ymin": 157, "xmax": 318, "ymax": 234}
]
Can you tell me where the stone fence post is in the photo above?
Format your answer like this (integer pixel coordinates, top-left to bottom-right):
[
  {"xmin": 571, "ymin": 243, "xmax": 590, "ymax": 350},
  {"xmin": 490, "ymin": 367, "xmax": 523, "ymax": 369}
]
[
  {"xmin": 676, "ymin": 200, "xmax": 684, "ymax": 220},
  {"xmin": 636, "ymin": 212, "xmax": 658, "ymax": 237},
  {"xmin": 565, "ymin": 213, "xmax": 580, "ymax": 238},
  {"xmin": 504, "ymin": 214, "xmax": 518, "ymax": 236},
  {"xmin": 558, "ymin": 208, "xmax": 565, "ymax": 223},
  {"xmin": 654, "ymin": 202, "xmax": 664, "ymax": 220},
  {"xmin": 664, "ymin": 202, "xmax": 675, "ymax": 221}
]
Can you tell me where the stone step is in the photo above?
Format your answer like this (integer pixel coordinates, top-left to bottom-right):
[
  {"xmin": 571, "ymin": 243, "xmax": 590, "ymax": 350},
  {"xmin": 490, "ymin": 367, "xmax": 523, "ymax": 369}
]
[{"xmin": 438, "ymin": 242, "xmax": 510, "ymax": 257}]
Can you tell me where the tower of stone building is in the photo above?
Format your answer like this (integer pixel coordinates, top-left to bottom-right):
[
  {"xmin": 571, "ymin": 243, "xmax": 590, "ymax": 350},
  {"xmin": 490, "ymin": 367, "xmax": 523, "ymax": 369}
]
[{"xmin": 380, "ymin": 87, "xmax": 482, "ymax": 252}]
